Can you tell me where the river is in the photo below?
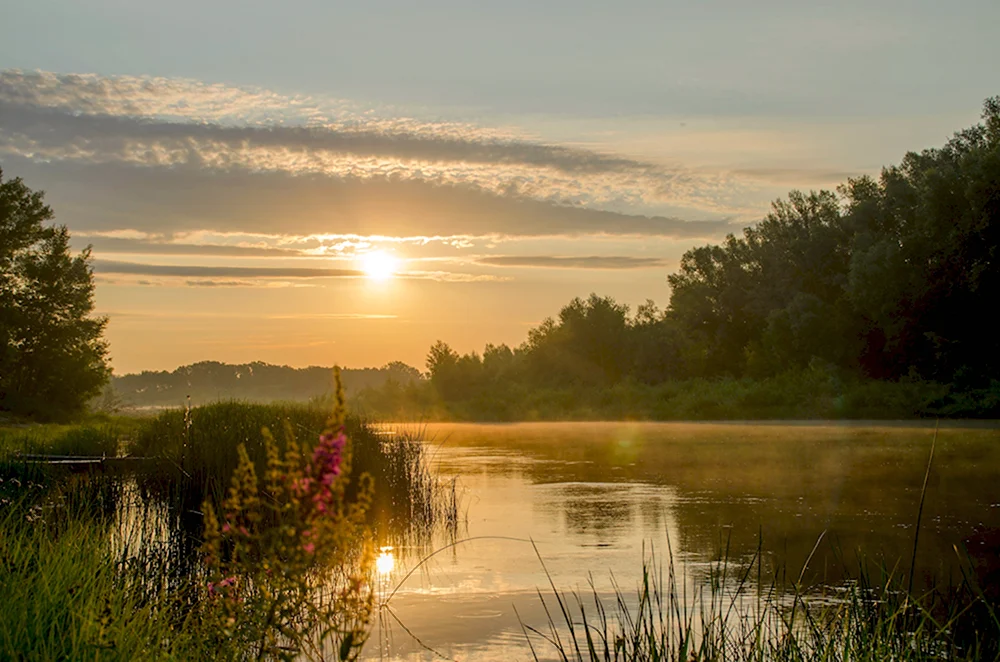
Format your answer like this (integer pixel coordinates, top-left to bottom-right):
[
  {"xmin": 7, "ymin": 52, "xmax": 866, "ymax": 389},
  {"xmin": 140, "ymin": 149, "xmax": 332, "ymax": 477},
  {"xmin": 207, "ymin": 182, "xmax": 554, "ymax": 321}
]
[{"xmin": 364, "ymin": 421, "xmax": 1000, "ymax": 660}]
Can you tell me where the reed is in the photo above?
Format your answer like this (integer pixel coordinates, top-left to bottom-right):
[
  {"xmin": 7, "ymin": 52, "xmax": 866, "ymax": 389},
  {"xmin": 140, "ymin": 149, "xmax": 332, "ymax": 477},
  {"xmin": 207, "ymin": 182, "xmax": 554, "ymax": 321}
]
[
  {"xmin": 130, "ymin": 401, "xmax": 458, "ymax": 540},
  {"xmin": 524, "ymin": 537, "xmax": 1000, "ymax": 661}
]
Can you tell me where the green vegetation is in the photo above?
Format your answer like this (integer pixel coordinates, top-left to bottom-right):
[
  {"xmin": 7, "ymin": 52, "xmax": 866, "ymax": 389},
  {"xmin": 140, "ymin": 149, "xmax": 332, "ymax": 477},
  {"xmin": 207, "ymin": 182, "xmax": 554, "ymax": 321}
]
[
  {"xmin": 0, "ymin": 168, "xmax": 110, "ymax": 420},
  {"xmin": 0, "ymin": 386, "xmax": 458, "ymax": 660},
  {"xmin": 528, "ymin": 542, "xmax": 1000, "ymax": 661},
  {"xmin": 0, "ymin": 418, "xmax": 139, "ymax": 456},
  {"xmin": 0, "ymin": 499, "xmax": 202, "ymax": 660},
  {"xmin": 351, "ymin": 97, "xmax": 1000, "ymax": 421},
  {"xmin": 130, "ymin": 401, "xmax": 455, "ymax": 539},
  {"xmin": 356, "ymin": 368, "xmax": 1000, "ymax": 421}
]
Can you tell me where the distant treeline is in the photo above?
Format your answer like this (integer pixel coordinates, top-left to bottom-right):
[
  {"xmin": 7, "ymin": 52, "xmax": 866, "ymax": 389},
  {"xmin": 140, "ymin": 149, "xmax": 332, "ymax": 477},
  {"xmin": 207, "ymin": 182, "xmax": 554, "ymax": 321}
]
[
  {"xmin": 111, "ymin": 360, "xmax": 420, "ymax": 407},
  {"xmin": 354, "ymin": 97, "xmax": 1000, "ymax": 420}
]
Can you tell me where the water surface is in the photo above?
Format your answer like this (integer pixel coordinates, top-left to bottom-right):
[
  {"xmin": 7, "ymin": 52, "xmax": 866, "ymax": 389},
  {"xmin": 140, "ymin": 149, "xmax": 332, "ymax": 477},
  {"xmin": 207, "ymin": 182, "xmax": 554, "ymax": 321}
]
[{"xmin": 367, "ymin": 421, "xmax": 1000, "ymax": 661}]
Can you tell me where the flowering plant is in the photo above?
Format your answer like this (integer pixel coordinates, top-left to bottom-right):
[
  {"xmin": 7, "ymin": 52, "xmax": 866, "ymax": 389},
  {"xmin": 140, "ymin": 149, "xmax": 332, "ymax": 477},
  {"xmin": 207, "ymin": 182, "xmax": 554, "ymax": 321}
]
[{"xmin": 201, "ymin": 371, "xmax": 374, "ymax": 661}]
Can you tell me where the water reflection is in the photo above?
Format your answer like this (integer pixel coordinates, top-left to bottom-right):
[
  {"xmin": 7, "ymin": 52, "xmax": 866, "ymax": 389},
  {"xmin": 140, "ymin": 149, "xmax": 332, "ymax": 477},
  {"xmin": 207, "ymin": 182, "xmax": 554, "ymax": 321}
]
[
  {"xmin": 376, "ymin": 546, "xmax": 395, "ymax": 576},
  {"xmin": 368, "ymin": 421, "xmax": 1000, "ymax": 660}
]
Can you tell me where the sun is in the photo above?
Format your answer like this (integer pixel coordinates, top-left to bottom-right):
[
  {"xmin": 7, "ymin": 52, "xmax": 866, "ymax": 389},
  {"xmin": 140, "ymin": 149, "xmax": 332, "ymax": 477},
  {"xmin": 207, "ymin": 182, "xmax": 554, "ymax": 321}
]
[{"xmin": 359, "ymin": 251, "xmax": 399, "ymax": 281}]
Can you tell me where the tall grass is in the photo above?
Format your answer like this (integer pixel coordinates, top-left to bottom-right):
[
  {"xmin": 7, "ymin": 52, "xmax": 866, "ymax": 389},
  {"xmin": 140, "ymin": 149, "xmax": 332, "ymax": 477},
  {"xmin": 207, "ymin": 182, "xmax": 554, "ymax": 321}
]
[
  {"xmin": 0, "ymin": 419, "xmax": 137, "ymax": 457},
  {"xmin": 525, "ymin": 540, "xmax": 1000, "ymax": 661},
  {"xmin": 130, "ymin": 401, "xmax": 458, "ymax": 542},
  {"xmin": 0, "ymin": 484, "xmax": 211, "ymax": 661}
]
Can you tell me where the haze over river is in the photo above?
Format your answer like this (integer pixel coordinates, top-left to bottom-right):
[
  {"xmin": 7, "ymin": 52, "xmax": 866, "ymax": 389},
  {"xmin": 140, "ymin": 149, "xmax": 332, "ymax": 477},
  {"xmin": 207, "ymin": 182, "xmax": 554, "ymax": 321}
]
[{"xmin": 365, "ymin": 421, "xmax": 1000, "ymax": 661}]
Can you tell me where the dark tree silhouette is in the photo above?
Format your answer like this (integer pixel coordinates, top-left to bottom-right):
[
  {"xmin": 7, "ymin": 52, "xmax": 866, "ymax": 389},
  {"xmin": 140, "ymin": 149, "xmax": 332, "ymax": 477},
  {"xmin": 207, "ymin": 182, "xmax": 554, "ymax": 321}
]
[{"xmin": 0, "ymin": 169, "xmax": 110, "ymax": 419}]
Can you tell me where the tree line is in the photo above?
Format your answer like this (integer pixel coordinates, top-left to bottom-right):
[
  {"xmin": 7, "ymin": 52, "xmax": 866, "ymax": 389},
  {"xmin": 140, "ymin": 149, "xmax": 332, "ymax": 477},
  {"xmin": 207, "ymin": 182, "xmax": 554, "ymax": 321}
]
[
  {"xmin": 360, "ymin": 97, "xmax": 1000, "ymax": 419},
  {"xmin": 112, "ymin": 360, "xmax": 421, "ymax": 407}
]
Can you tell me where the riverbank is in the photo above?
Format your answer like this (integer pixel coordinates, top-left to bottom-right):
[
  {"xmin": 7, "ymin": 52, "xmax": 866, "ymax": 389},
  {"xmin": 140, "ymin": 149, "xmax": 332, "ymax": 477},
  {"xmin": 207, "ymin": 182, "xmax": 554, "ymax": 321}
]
[{"xmin": 351, "ymin": 371, "xmax": 1000, "ymax": 422}]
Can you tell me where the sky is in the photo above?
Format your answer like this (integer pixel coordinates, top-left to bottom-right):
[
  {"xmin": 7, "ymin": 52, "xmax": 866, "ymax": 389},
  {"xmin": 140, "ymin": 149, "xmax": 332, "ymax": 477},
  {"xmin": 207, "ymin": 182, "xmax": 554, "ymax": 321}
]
[{"xmin": 1, "ymin": 0, "xmax": 997, "ymax": 374}]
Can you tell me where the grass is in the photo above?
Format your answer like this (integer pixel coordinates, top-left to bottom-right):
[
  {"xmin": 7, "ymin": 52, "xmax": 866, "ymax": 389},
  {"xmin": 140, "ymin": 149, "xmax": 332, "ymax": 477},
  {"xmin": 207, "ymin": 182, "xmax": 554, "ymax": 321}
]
[
  {"xmin": 0, "ymin": 417, "xmax": 140, "ymax": 457},
  {"xmin": 130, "ymin": 401, "xmax": 458, "ymax": 541},
  {"xmin": 524, "ymin": 538, "xmax": 1000, "ymax": 661},
  {"xmin": 0, "ymin": 486, "xmax": 202, "ymax": 661}
]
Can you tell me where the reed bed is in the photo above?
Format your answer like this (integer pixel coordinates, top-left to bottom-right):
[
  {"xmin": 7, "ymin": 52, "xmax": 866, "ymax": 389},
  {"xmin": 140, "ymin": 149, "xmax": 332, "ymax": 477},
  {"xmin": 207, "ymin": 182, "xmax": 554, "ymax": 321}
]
[
  {"xmin": 525, "ymin": 539, "xmax": 1000, "ymax": 661},
  {"xmin": 130, "ymin": 401, "xmax": 458, "ymax": 540}
]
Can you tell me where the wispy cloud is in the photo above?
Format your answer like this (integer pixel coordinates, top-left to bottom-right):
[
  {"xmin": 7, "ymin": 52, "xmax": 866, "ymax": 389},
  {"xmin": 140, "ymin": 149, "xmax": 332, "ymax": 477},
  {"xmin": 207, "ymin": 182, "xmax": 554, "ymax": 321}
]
[
  {"xmin": 10, "ymin": 156, "xmax": 736, "ymax": 240},
  {"xmin": 184, "ymin": 279, "xmax": 266, "ymax": 287},
  {"xmin": 477, "ymin": 255, "xmax": 667, "ymax": 270},
  {"xmin": 92, "ymin": 259, "xmax": 508, "ymax": 285},
  {"xmin": 101, "ymin": 310, "xmax": 396, "ymax": 320},
  {"xmin": 79, "ymin": 236, "xmax": 304, "ymax": 257},
  {"xmin": 266, "ymin": 313, "xmax": 398, "ymax": 320},
  {"xmin": 0, "ymin": 70, "xmax": 519, "ymax": 139},
  {"xmin": 92, "ymin": 260, "xmax": 362, "ymax": 279},
  {"xmin": 1, "ymin": 69, "xmax": 759, "ymax": 238},
  {"xmin": 402, "ymin": 271, "xmax": 512, "ymax": 283}
]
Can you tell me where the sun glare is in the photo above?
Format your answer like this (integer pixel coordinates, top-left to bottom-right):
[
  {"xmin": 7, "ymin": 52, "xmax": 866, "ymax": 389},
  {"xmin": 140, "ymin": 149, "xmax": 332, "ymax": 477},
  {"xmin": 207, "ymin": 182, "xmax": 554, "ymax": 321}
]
[
  {"xmin": 359, "ymin": 251, "xmax": 399, "ymax": 281},
  {"xmin": 376, "ymin": 546, "xmax": 395, "ymax": 575}
]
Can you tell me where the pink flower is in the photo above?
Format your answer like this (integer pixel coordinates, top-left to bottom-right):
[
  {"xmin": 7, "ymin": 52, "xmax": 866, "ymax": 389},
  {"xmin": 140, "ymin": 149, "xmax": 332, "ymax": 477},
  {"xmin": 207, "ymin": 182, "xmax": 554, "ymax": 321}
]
[
  {"xmin": 208, "ymin": 576, "xmax": 237, "ymax": 596},
  {"xmin": 303, "ymin": 542, "xmax": 315, "ymax": 554},
  {"xmin": 312, "ymin": 432, "xmax": 346, "ymax": 478},
  {"xmin": 222, "ymin": 523, "xmax": 231, "ymax": 533}
]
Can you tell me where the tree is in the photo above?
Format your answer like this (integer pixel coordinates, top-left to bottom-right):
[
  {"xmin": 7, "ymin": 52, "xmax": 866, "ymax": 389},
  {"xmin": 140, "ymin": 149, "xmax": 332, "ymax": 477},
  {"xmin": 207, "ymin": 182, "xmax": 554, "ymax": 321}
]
[
  {"xmin": 841, "ymin": 96, "xmax": 1000, "ymax": 381},
  {"xmin": 522, "ymin": 294, "xmax": 631, "ymax": 386},
  {"xmin": 0, "ymin": 169, "xmax": 110, "ymax": 419}
]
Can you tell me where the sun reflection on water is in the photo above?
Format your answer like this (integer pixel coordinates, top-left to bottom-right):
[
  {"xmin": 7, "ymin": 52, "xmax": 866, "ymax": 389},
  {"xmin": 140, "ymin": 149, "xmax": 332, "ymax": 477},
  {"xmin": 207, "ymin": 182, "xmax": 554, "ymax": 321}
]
[{"xmin": 376, "ymin": 546, "xmax": 395, "ymax": 576}]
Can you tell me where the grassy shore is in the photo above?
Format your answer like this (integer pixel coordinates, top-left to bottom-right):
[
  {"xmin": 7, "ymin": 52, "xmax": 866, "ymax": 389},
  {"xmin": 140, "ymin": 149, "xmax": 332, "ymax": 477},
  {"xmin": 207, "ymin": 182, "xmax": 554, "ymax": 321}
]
[
  {"xmin": 352, "ymin": 372, "xmax": 1000, "ymax": 422},
  {"xmin": 2, "ymin": 405, "xmax": 998, "ymax": 660}
]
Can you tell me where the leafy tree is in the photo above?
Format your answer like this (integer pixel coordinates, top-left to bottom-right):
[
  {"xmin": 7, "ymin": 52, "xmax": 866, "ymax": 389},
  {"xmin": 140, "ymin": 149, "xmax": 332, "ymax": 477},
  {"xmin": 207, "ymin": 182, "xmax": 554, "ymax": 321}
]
[
  {"xmin": 426, "ymin": 340, "xmax": 466, "ymax": 400},
  {"xmin": 630, "ymin": 300, "xmax": 686, "ymax": 383},
  {"xmin": 841, "ymin": 96, "xmax": 1000, "ymax": 381},
  {"xmin": 523, "ymin": 294, "xmax": 632, "ymax": 386},
  {"xmin": 0, "ymin": 169, "xmax": 110, "ymax": 419}
]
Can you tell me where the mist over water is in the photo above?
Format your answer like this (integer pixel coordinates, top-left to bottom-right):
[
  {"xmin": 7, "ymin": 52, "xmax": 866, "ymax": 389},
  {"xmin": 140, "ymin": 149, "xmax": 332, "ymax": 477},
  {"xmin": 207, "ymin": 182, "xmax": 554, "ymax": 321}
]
[{"xmin": 369, "ymin": 421, "xmax": 1000, "ymax": 660}]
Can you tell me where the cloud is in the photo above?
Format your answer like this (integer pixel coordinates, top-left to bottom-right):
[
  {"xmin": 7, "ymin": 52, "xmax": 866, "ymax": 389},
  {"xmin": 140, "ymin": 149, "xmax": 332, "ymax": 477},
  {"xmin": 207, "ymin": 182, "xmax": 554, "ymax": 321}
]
[
  {"xmin": 78, "ymin": 236, "xmax": 304, "ymax": 257},
  {"xmin": 92, "ymin": 259, "xmax": 508, "ymax": 284},
  {"xmin": 0, "ymin": 94, "xmax": 653, "ymax": 176},
  {"xmin": 266, "ymin": 313, "xmax": 398, "ymax": 320},
  {"xmin": 0, "ymin": 69, "xmax": 759, "ymax": 230},
  {"xmin": 0, "ymin": 103, "xmax": 734, "ymax": 215},
  {"xmin": 92, "ymin": 259, "xmax": 362, "ymax": 279},
  {"xmin": 403, "ymin": 271, "xmax": 512, "ymax": 283},
  {"xmin": 730, "ymin": 168, "xmax": 859, "ymax": 186},
  {"xmin": 184, "ymin": 279, "xmax": 261, "ymax": 287},
  {"xmin": 100, "ymin": 310, "xmax": 396, "ymax": 320},
  {"xmin": 8, "ymin": 157, "xmax": 738, "ymax": 240},
  {"xmin": 477, "ymin": 255, "xmax": 668, "ymax": 269},
  {"xmin": 0, "ymin": 70, "xmax": 518, "ymax": 140}
]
